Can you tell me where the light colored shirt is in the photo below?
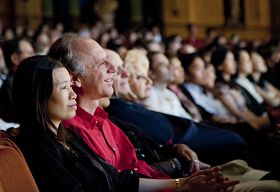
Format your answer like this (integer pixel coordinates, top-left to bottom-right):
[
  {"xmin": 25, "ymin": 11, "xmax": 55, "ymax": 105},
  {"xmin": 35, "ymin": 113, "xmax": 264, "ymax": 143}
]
[
  {"xmin": 184, "ymin": 83, "xmax": 234, "ymax": 119},
  {"xmin": 142, "ymin": 86, "xmax": 193, "ymax": 119},
  {"xmin": 0, "ymin": 118, "xmax": 19, "ymax": 131},
  {"xmin": 236, "ymin": 77, "xmax": 264, "ymax": 104}
]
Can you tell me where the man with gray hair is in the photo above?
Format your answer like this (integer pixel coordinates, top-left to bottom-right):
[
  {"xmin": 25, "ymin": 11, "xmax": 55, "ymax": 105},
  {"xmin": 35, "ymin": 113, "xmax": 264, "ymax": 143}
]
[{"xmin": 48, "ymin": 33, "xmax": 239, "ymax": 192}]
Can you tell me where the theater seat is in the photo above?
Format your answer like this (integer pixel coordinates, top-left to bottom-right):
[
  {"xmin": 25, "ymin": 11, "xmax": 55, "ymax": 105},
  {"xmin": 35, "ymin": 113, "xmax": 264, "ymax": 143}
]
[{"xmin": 0, "ymin": 134, "xmax": 39, "ymax": 192}]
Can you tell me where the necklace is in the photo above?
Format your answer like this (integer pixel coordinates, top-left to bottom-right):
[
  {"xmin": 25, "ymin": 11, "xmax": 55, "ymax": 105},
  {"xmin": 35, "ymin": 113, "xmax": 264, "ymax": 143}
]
[{"xmin": 58, "ymin": 141, "xmax": 71, "ymax": 150}]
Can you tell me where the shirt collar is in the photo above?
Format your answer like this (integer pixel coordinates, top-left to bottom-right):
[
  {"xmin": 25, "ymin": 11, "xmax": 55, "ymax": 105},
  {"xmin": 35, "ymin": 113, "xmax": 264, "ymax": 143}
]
[{"xmin": 76, "ymin": 106, "xmax": 108, "ymax": 124}]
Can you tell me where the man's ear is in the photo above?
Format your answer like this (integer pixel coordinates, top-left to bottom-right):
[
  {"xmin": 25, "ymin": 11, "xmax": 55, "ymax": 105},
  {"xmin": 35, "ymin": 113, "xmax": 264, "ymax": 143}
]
[
  {"xmin": 74, "ymin": 77, "xmax": 82, "ymax": 87},
  {"xmin": 71, "ymin": 74, "xmax": 82, "ymax": 87}
]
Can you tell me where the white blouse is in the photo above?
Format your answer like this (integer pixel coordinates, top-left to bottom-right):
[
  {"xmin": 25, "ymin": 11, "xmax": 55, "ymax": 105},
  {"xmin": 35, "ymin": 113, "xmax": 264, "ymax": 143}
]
[
  {"xmin": 141, "ymin": 86, "xmax": 193, "ymax": 119},
  {"xmin": 236, "ymin": 77, "xmax": 264, "ymax": 104}
]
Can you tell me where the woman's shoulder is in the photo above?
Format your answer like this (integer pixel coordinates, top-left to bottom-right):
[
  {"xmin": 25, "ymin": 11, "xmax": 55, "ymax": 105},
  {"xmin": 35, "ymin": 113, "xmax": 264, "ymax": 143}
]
[
  {"xmin": 18, "ymin": 131, "xmax": 63, "ymax": 159},
  {"xmin": 213, "ymin": 82, "xmax": 231, "ymax": 97}
]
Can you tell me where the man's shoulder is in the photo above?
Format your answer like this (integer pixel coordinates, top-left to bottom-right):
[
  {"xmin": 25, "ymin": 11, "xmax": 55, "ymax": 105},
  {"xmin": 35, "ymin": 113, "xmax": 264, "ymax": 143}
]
[{"xmin": 63, "ymin": 116, "xmax": 84, "ymax": 129}]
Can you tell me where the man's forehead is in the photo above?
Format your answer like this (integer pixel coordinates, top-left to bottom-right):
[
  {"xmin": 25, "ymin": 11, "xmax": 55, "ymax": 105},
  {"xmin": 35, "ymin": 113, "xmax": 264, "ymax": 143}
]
[
  {"xmin": 77, "ymin": 38, "xmax": 106, "ymax": 63},
  {"xmin": 95, "ymin": 49, "xmax": 106, "ymax": 63},
  {"xmin": 106, "ymin": 50, "xmax": 120, "ymax": 59},
  {"xmin": 109, "ymin": 54, "xmax": 122, "ymax": 64},
  {"xmin": 19, "ymin": 40, "xmax": 31, "ymax": 49}
]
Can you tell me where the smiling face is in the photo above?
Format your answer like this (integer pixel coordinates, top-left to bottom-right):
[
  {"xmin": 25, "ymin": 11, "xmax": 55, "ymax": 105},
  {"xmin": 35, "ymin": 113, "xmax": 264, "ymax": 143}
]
[
  {"xmin": 124, "ymin": 50, "xmax": 153, "ymax": 101},
  {"xmin": 77, "ymin": 39, "xmax": 116, "ymax": 99},
  {"xmin": 106, "ymin": 50, "xmax": 131, "ymax": 97},
  {"xmin": 129, "ymin": 66, "xmax": 152, "ymax": 100},
  {"xmin": 46, "ymin": 67, "xmax": 77, "ymax": 127}
]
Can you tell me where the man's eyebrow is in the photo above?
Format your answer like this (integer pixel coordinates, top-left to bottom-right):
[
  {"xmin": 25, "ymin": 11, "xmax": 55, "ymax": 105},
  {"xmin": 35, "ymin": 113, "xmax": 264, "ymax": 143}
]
[{"xmin": 96, "ymin": 58, "xmax": 106, "ymax": 64}]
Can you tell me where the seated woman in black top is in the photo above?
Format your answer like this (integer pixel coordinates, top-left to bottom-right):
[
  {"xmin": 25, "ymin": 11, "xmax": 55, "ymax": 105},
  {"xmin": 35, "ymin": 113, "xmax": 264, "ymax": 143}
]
[{"xmin": 13, "ymin": 55, "xmax": 237, "ymax": 192}]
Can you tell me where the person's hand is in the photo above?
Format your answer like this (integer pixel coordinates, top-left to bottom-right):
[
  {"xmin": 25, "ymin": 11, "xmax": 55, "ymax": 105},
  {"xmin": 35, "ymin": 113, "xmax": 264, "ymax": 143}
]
[
  {"xmin": 173, "ymin": 144, "xmax": 198, "ymax": 161},
  {"xmin": 217, "ymin": 178, "xmax": 235, "ymax": 192},
  {"xmin": 178, "ymin": 167, "xmax": 239, "ymax": 192},
  {"xmin": 173, "ymin": 144, "xmax": 210, "ymax": 172},
  {"xmin": 211, "ymin": 115, "xmax": 237, "ymax": 124},
  {"xmin": 198, "ymin": 160, "xmax": 211, "ymax": 170}
]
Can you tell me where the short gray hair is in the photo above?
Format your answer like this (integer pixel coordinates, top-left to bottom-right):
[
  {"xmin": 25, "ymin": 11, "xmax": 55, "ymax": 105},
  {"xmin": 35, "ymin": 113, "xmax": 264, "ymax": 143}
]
[{"xmin": 47, "ymin": 33, "xmax": 86, "ymax": 76}]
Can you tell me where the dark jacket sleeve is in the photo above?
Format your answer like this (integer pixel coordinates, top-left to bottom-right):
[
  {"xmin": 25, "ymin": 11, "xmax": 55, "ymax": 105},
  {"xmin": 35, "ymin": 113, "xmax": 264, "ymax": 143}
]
[
  {"xmin": 0, "ymin": 77, "xmax": 15, "ymax": 122},
  {"xmin": 117, "ymin": 170, "xmax": 139, "ymax": 191},
  {"xmin": 21, "ymin": 138, "xmax": 86, "ymax": 192},
  {"xmin": 75, "ymin": 135, "xmax": 140, "ymax": 192}
]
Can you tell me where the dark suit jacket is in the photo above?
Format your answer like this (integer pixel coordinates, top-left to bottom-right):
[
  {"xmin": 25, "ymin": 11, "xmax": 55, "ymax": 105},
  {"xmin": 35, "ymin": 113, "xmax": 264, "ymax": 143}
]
[
  {"xmin": 0, "ymin": 75, "xmax": 16, "ymax": 122},
  {"xmin": 106, "ymin": 98, "xmax": 248, "ymax": 166}
]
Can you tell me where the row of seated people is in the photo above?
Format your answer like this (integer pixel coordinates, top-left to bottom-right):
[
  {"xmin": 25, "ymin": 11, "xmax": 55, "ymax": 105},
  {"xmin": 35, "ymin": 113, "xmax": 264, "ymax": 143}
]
[
  {"xmin": 105, "ymin": 47, "xmax": 280, "ymax": 170},
  {"xmin": 1, "ymin": 24, "xmax": 280, "ymax": 125},
  {"xmin": 0, "ymin": 33, "xmax": 280, "ymax": 191},
  {"xmin": 0, "ymin": 40, "xmax": 238, "ymax": 191},
  {"xmin": 0, "ymin": 123, "xmax": 279, "ymax": 191}
]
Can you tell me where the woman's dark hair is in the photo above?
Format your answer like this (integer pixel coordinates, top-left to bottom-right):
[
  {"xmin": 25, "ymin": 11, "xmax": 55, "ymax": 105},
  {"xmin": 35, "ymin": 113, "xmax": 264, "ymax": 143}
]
[
  {"xmin": 211, "ymin": 47, "xmax": 238, "ymax": 85},
  {"xmin": 211, "ymin": 46, "xmax": 230, "ymax": 69},
  {"xmin": 232, "ymin": 47, "xmax": 250, "ymax": 64},
  {"xmin": 178, "ymin": 52, "xmax": 201, "ymax": 73},
  {"xmin": 146, "ymin": 51, "xmax": 161, "ymax": 71},
  {"xmin": 13, "ymin": 55, "xmax": 68, "ymax": 142}
]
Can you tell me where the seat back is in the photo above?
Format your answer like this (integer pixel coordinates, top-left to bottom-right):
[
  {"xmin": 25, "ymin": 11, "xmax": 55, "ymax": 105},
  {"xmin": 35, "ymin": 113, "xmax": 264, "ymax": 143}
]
[{"xmin": 0, "ymin": 133, "xmax": 39, "ymax": 192}]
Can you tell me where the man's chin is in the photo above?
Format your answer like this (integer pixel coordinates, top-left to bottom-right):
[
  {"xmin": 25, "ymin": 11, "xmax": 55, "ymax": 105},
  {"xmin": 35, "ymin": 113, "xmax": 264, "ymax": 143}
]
[{"xmin": 104, "ymin": 89, "xmax": 114, "ymax": 97}]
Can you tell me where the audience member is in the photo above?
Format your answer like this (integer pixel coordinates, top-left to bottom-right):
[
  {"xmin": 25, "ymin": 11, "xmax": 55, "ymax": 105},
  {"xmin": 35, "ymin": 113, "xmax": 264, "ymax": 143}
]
[
  {"xmin": 47, "ymin": 33, "xmax": 241, "ymax": 191},
  {"xmin": 107, "ymin": 49, "xmax": 248, "ymax": 166},
  {"xmin": 249, "ymin": 51, "xmax": 280, "ymax": 107},
  {"xmin": 141, "ymin": 52, "xmax": 192, "ymax": 119},
  {"xmin": 0, "ymin": 37, "xmax": 34, "ymax": 122},
  {"xmin": 15, "ymin": 55, "xmax": 232, "ymax": 192}
]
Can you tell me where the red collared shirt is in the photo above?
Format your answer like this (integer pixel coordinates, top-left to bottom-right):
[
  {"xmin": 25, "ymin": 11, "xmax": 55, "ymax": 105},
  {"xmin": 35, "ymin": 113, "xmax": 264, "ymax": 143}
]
[{"xmin": 63, "ymin": 106, "xmax": 169, "ymax": 179}]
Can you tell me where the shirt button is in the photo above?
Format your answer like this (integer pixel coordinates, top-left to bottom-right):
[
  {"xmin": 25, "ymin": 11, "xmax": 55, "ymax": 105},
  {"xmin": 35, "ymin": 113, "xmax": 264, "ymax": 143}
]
[
  {"xmin": 112, "ymin": 147, "xmax": 116, "ymax": 151},
  {"xmin": 133, "ymin": 168, "xmax": 138, "ymax": 171}
]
